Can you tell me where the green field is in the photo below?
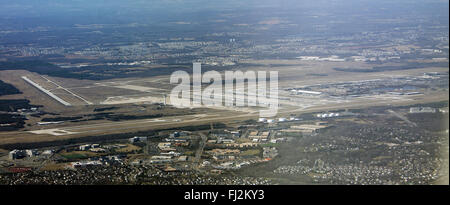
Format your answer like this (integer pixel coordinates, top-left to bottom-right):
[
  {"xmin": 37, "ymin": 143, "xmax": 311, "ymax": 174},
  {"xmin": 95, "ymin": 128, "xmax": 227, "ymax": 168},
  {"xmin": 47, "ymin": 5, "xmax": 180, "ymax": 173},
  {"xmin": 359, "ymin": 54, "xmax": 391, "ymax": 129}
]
[{"xmin": 61, "ymin": 153, "xmax": 88, "ymax": 160}]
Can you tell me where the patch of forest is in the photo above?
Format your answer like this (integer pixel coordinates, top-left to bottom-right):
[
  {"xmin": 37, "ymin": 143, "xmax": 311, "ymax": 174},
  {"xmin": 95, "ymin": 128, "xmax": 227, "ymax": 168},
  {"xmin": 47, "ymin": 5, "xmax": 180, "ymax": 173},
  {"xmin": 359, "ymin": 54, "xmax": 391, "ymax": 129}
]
[{"xmin": 0, "ymin": 80, "xmax": 21, "ymax": 96}]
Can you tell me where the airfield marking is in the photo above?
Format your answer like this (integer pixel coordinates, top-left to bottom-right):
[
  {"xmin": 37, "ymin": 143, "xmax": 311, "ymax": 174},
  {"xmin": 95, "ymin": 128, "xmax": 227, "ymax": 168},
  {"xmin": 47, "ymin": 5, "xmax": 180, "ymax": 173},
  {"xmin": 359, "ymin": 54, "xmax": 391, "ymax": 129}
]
[
  {"xmin": 40, "ymin": 75, "xmax": 93, "ymax": 105},
  {"xmin": 22, "ymin": 76, "xmax": 72, "ymax": 106}
]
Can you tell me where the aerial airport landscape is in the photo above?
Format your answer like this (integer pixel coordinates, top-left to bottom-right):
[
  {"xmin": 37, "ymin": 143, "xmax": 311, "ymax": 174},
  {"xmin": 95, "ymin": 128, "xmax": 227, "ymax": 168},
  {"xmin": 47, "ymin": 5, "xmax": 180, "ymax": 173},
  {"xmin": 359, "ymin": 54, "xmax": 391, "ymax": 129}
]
[{"xmin": 0, "ymin": 0, "xmax": 448, "ymax": 185}]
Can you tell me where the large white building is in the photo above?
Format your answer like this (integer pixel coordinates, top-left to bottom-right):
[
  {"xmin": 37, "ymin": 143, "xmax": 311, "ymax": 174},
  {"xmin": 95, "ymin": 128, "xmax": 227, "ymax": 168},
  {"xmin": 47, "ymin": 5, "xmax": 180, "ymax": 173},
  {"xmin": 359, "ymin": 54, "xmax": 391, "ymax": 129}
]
[{"xmin": 9, "ymin": 150, "xmax": 26, "ymax": 160}]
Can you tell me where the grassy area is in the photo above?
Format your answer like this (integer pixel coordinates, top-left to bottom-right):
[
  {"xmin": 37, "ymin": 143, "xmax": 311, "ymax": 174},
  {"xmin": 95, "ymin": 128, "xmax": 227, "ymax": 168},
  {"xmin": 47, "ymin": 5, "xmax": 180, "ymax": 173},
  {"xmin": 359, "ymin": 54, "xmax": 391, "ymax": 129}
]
[
  {"xmin": 60, "ymin": 151, "xmax": 99, "ymax": 160},
  {"xmin": 0, "ymin": 148, "xmax": 7, "ymax": 155},
  {"xmin": 61, "ymin": 153, "xmax": 87, "ymax": 160},
  {"xmin": 260, "ymin": 143, "xmax": 281, "ymax": 148},
  {"xmin": 116, "ymin": 144, "xmax": 141, "ymax": 153},
  {"xmin": 41, "ymin": 163, "xmax": 69, "ymax": 171},
  {"xmin": 184, "ymin": 151, "xmax": 195, "ymax": 156},
  {"xmin": 240, "ymin": 149, "xmax": 261, "ymax": 156}
]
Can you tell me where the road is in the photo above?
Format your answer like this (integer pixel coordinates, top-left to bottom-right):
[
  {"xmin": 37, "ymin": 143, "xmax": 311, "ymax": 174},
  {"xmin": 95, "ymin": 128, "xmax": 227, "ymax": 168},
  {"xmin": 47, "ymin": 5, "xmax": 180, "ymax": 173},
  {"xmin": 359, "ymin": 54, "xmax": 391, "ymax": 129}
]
[
  {"xmin": 193, "ymin": 133, "xmax": 208, "ymax": 170},
  {"xmin": 387, "ymin": 109, "xmax": 417, "ymax": 127}
]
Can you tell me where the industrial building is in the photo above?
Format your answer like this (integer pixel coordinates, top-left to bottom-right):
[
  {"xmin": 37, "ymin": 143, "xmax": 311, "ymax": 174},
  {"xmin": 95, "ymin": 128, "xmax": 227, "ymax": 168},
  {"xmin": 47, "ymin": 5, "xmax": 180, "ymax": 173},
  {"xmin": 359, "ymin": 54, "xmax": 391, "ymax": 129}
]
[{"xmin": 9, "ymin": 150, "xmax": 26, "ymax": 160}]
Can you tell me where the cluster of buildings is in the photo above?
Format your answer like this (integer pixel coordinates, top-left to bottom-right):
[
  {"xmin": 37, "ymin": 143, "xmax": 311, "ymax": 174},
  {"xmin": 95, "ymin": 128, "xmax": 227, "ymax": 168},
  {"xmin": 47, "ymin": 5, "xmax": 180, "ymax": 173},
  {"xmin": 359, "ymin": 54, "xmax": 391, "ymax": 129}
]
[
  {"xmin": 409, "ymin": 107, "xmax": 436, "ymax": 114},
  {"xmin": 70, "ymin": 160, "xmax": 103, "ymax": 169},
  {"xmin": 207, "ymin": 149, "xmax": 240, "ymax": 161},
  {"xmin": 9, "ymin": 150, "xmax": 37, "ymax": 160},
  {"xmin": 225, "ymin": 142, "xmax": 258, "ymax": 148},
  {"xmin": 200, "ymin": 120, "xmax": 295, "ymax": 170},
  {"xmin": 293, "ymin": 72, "xmax": 448, "ymax": 100},
  {"xmin": 316, "ymin": 113, "xmax": 341, "ymax": 118},
  {"xmin": 258, "ymin": 117, "xmax": 300, "ymax": 123},
  {"xmin": 78, "ymin": 144, "xmax": 106, "ymax": 153},
  {"xmin": 248, "ymin": 131, "xmax": 270, "ymax": 143},
  {"xmin": 263, "ymin": 147, "xmax": 278, "ymax": 159},
  {"xmin": 9, "ymin": 149, "xmax": 53, "ymax": 160},
  {"xmin": 150, "ymin": 138, "xmax": 189, "ymax": 164}
]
